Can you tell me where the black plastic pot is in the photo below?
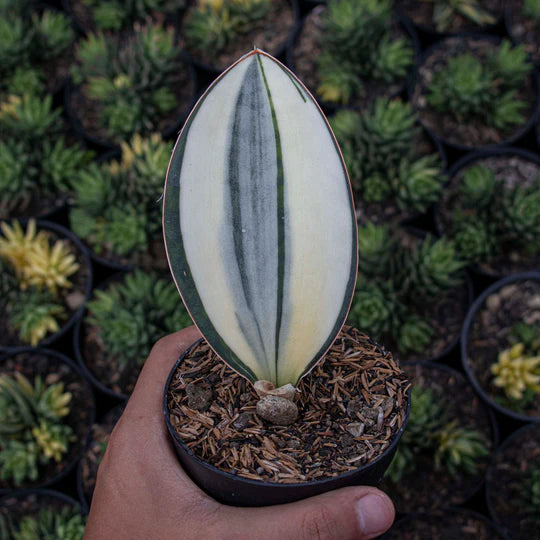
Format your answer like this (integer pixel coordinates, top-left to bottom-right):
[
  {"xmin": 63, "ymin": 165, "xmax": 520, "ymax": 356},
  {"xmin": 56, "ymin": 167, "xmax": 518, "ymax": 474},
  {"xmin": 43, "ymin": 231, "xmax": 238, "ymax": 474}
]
[
  {"xmin": 461, "ymin": 271, "xmax": 540, "ymax": 424},
  {"xmin": 0, "ymin": 488, "xmax": 86, "ymax": 519},
  {"xmin": 486, "ymin": 423, "xmax": 540, "ymax": 538},
  {"xmin": 164, "ymin": 338, "xmax": 411, "ymax": 507},
  {"xmin": 385, "ymin": 361, "xmax": 498, "ymax": 512},
  {"xmin": 73, "ymin": 272, "xmax": 130, "ymax": 401},
  {"xmin": 0, "ymin": 219, "xmax": 93, "ymax": 353},
  {"xmin": 184, "ymin": 0, "xmax": 300, "ymax": 79},
  {"xmin": 381, "ymin": 507, "xmax": 509, "ymax": 539},
  {"xmin": 0, "ymin": 348, "xmax": 95, "ymax": 494},
  {"xmin": 286, "ymin": 9, "xmax": 419, "ymax": 115},
  {"xmin": 434, "ymin": 147, "xmax": 540, "ymax": 281},
  {"xmin": 408, "ymin": 34, "xmax": 540, "ymax": 152},
  {"xmin": 64, "ymin": 55, "xmax": 198, "ymax": 152}
]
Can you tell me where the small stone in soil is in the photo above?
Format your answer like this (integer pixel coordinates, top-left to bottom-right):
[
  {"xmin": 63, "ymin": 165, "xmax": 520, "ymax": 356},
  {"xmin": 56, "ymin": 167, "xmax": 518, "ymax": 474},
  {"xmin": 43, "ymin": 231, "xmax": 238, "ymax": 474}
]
[
  {"xmin": 347, "ymin": 397, "xmax": 364, "ymax": 417},
  {"xmin": 346, "ymin": 422, "xmax": 365, "ymax": 438},
  {"xmin": 66, "ymin": 291, "xmax": 85, "ymax": 310},
  {"xmin": 256, "ymin": 395, "xmax": 298, "ymax": 425},
  {"xmin": 186, "ymin": 383, "xmax": 213, "ymax": 411},
  {"xmin": 233, "ymin": 412, "xmax": 252, "ymax": 430}
]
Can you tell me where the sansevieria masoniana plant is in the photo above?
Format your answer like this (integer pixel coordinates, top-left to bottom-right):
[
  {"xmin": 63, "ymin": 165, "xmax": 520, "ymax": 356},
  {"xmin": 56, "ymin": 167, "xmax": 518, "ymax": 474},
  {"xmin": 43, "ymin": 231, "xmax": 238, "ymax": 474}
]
[
  {"xmin": 163, "ymin": 49, "xmax": 358, "ymax": 393},
  {"xmin": 163, "ymin": 50, "xmax": 410, "ymax": 507}
]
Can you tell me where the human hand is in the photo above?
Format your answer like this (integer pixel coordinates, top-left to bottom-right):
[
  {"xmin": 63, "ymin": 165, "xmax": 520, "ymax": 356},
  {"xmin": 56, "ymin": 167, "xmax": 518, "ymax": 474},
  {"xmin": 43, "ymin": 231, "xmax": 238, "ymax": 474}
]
[{"xmin": 84, "ymin": 327, "xmax": 395, "ymax": 540}]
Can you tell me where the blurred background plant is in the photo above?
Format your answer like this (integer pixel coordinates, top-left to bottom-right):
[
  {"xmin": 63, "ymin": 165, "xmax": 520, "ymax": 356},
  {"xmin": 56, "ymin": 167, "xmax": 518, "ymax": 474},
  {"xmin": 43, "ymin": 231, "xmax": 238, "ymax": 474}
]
[
  {"xmin": 85, "ymin": 270, "xmax": 192, "ymax": 385},
  {"xmin": 70, "ymin": 133, "xmax": 171, "ymax": 267},
  {"xmin": 427, "ymin": 40, "xmax": 533, "ymax": 132},
  {"xmin": 315, "ymin": 0, "xmax": 414, "ymax": 104},
  {"xmin": 386, "ymin": 385, "xmax": 490, "ymax": 483},
  {"xmin": 71, "ymin": 24, "xmax": 187, "ymax": 143},
  {"xmin": 0, "ymin": 220, "xmax": 80, "ymax": 346},
  {"xmin": 0, "ymin": 371, "xmax": 74, "ymax": 486},
  {"xmin": 0, "ymin": 506, "xmax": 86, "ymax": 539},
  {"xmin": 330, "ymin": 98, "xmax": 444, "ymax": 221},
  {"xmin": 0, "ymin": 94, "xmax": 93, "ymax": 220},
  {"xmin": 76, "ymin": 0, "xmax": 186, "ymax": 31},
  {"xmin": 0, "ymin": 0, "xmax": 74, "ymax": 97},
  {"xmin": 444, "ymin": 164, "xmax": 540, "ymax": 267},
  {"xmin": 348, "ymin": 222, "xmax": 466, "ymax": 357}
]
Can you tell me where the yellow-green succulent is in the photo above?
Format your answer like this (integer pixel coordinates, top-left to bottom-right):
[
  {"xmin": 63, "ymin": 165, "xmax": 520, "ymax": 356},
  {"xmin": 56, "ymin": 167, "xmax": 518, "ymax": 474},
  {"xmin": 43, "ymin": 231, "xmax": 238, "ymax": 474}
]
[{"xmin": 491, "ymin": 343, "xmax": 540, "ymax": 401}]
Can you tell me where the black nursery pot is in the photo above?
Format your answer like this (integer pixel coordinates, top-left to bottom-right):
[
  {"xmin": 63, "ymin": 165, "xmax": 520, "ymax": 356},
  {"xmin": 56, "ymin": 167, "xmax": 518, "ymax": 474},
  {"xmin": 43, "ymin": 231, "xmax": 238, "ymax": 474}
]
[
  {"xmin": 408, "ymin": 33, "xmax": 540, "ymax": 153},
  {"xmin": 0, "ymin": 348, "xmax": 96, "ymax": 494},
  {"xmin": 434, "ymin": 147, "xmax": 540, "ymax": 281},
  {"xmin": 0, "ymin": 488, "xmax": 86, "ymax": 517},
  {"xmin": 163, "ymin": 339, "xmax": 411, "ymax": 507},
  {"xmin": 461, "ymin": 271, "xmax": 540, "ymax": 424},
  {"xmin": 0, "ymin": 219, "xmax": 93, "ymax": 353}
]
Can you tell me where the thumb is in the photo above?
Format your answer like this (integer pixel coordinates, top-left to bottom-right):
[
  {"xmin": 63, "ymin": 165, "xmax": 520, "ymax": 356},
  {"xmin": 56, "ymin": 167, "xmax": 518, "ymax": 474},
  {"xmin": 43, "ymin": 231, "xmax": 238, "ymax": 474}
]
[{"xmin": 221, "ymin": 486, "xmax": 395, "ymax": 540}]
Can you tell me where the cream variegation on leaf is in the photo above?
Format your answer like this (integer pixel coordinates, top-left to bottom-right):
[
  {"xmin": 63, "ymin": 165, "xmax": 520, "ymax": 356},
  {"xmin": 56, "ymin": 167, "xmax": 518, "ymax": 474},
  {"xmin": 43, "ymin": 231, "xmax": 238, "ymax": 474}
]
[{"xmin": 163, "ymin": 49, "xmax": 357, "ymax": 387}]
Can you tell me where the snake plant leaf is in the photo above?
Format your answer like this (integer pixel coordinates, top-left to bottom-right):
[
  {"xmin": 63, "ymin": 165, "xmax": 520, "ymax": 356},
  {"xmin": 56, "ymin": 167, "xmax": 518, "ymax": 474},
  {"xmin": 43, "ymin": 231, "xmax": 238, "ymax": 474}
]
[{"xmin": 163, "ymin": 50, "xmax": 357, "ymax": 387}]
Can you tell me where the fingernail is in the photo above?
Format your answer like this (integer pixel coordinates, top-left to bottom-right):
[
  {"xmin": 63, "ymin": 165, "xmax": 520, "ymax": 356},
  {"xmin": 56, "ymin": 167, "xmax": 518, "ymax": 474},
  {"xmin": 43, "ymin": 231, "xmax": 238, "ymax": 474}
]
[{"xmin": 355, "ymin": 493, "xmax": 394, "ymax": 538}]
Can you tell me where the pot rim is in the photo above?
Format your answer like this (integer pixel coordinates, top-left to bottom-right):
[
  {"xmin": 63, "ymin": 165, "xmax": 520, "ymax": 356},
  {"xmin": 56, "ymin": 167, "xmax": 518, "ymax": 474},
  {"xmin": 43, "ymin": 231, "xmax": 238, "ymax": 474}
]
[
  {"xmin": 460, "ymin": 271, "xmax": 540, "ymax": 423},
  {"xmin": 163, "ymin": 335, "xmax": 411, "ymax": 490},
  {"xmin": 0, "ymin": 347, "xmax": 96, "ymax": 494},
  {"xmin": 407, "ymin": 32, "xmax": 540, "ymax": 152},
  {"xmin": 0, "ymin": 487, "xmax": 84, "ymax": 511},
  {"xmin": 0, "ymin": 219, "xmax": 93, "ymax": 353}
]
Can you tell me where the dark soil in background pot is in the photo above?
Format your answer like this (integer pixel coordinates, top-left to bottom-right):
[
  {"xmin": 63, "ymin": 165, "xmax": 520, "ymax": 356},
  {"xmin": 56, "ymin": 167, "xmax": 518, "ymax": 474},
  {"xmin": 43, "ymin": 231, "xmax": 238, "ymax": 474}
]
[
  {"xmin": 290, "ymin": 6, "xmax": 416, "ymax": 111},
  {"xmin": 465, "ymin": 278, "xmax": 540, "ymax": 419},
  {"xmin": 167, "ymin": 327, "xmax": 409, "ymax": 484},
  {"xmin": 181, "ymin": 0, "xmax": 296, "ymax": 73},
  {"xmin": 382, "ymin": 508, "xmax": 507, "ymax": 540},
  {"xmin": 410, "ymin": 36, "xmax": 538, "ymax": 149},
  {"xmin": 0, "ymin": 350, "xmax": 95, "ymax": 492},
  {"xmin": 487, "ymin": 424, "xmax": 540, "ymax": 539},
  {"xmin": 437, "ymin": 152, "xmax": 540, "ymax": 277},
  {"xmin": 78, "ymin": 404, "xmax": 124, "ymax": 508},
  {"xmin": 506, "ymin": 0, "xmax": 540, "ymax": 65},
  {"xmin": 354, "ymin": 127, "xmax": 446, "ymax": 226},
  {"xmin": 0, "ymin": 221, "xmax": 92, "ymax": 350},
  {"xmin": 381, "ymin": 363, "xmax": 495, "ymax": 513},
  {"xmin": 396, "ymin": 0, "xmax": 504, "ymax": 35}
]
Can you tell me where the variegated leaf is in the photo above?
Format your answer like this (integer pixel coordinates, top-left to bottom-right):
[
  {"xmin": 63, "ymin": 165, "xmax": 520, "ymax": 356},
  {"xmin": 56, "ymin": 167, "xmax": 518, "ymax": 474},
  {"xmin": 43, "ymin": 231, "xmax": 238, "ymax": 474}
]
[{"xmin": 163, "ymin": 50, "xmax": 357, "ymax": 387}]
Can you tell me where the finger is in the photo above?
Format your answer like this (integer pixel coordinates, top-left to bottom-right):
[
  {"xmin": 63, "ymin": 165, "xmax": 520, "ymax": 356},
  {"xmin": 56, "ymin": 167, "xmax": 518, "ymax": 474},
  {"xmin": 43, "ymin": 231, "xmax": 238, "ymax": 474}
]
[
  {"xmin": 221, "ymin": 486, "xmax": 395, "ymax": 540},
  {"xmin": 125, "ymin": 326, "xmax": 201, "ymax": 418}
]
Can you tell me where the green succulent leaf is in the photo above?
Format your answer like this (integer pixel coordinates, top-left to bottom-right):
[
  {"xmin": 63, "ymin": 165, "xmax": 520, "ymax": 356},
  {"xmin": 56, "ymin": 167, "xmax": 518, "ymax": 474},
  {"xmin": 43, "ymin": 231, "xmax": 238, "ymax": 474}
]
[{"xmin": 163, "ymin": 50, "xmax": 357, "ymax": 386}]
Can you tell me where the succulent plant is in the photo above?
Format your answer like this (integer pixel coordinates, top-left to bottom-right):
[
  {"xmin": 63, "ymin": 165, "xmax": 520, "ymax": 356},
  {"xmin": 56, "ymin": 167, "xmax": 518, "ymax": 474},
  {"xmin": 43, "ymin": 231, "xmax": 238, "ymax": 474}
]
[
  {"xmin": 0, "ymin": 506, "xmax": 86, "ymax": 540},
  {"xmin": 524, "ymin": 0, "xmax": 540, "ymax": 22},
  {"xmin": 427, "ymin": 40, "xmax": 532, "ymax": 131},
  {"xmin": 528, "ymin": 466, "xmax": 540, "ymax": 510},
  {"xmin": 72, "ymin": 25, "xmax": 185, "ymax": 141},
  {"xmin": 491, "ymin": 343, "xmax": 540, "ymax": 401},
  {"xmin": 330, "ymin": 99, "xmax": 444, "ymax": 215},
  {"xmin": 0, "ymin": 220, "xmax": 79, "ymax": 346},
  {"xmin": 185, "ymin": 0, "xmax": 273, "ymax": 54},
  {"xmin": 71, "ymin": 133, "xmax": 171, "ymax": 260},
  {"xmin": 445, "ymin": 164, "xmax": 540, "ymax": 266},
  {"xmin": 83, "ymin": 0, "xmax": 185, "ymax": 31},
  {"xmin": 0, "ymin": 372, "xmax": 74, "ymax": 485},
  {"xmin": 434, "ymin": 420, "xmax": 490, "ymax": 477},
  {"xmin": 87, "ymin": 271, "xmax": 192, "ymax": 372},
  {"xmin": 422, "ymin": 0, "xmax": 497, "ymax": 32},
  {"xmin": 349, "ymin": 224, "xmax": 465, "ymax": 355},
  {"xmin": 0, "ymin": 7, "xmax": 74, "ymax": 96},
  {"xmin": 0, "ymin": 95, "xmax": 92, "ymax": 219},
  {"xmin": 316, "ymin": 0, "xmax": 414, "ymax": 104},
  {"xmin": 386, "ymin": 385, "xmax": 489, "ymax": 482}
]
